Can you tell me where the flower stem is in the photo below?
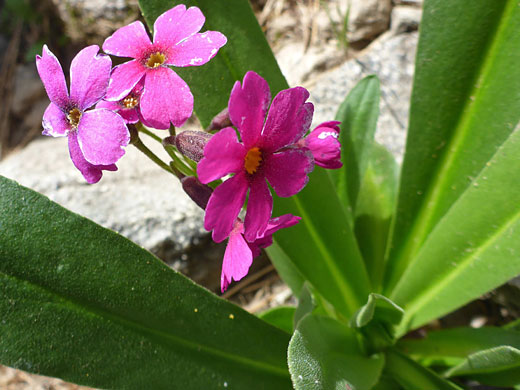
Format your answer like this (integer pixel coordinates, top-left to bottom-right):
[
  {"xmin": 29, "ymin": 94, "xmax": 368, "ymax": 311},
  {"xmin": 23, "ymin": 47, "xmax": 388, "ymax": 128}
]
[
  {"xmin": 138, "ymin": 127, "xmax": 163, "ymax": 143},
  {"xmin": 163, "ymin": 144, "xmax": 196, "ymax": 176},
  {"xmin": 133, "ymin": 138, "xmax": 174, "ymax": 175}
]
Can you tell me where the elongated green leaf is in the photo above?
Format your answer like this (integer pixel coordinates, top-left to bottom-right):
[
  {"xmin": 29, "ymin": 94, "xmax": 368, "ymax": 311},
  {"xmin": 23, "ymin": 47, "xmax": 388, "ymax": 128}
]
[
  {"xmin": 384, "ymin": 349, "xmax": 462, "ymax": 390},
  {"xmin": 288, "ymin": 314, "xmax": 384, "ymax": 390},
  {"xmin": 331, "ymin": 75, "xmax": 381, "ymax": 213},
  {"xmin": 0, "ymin": 176, "xmax": 291, "ymax": 389},
  {"xmin": 267, "ymin": 241, "xmax": 306, "ymax": 296},
  {"xmin": 258, "ymin": 306, "xmax": 295, "ymax": 334},
  {"xmin": 398, "ymin": 327, "xmax": 520, "ymax": 361},
  {"xmin": 138, "ymin": 0, "xmax": 288, "ymax": 127},
  {"xmin": 273, "ymin": 168, "xmax": 371, "ymax": 319},
  {"xmin": 354, "ymin": 143, "xmax": 399, "ymax": 290},
  {"xmin": 444, "ymin": 346, "xmax": 520, "ymax": 386},
  {"xmin": 385, "ymin": 0, "xmax": 520, "ymax": 292},
  {"xmin": 372, "ymin": 376, "xmax": 401, "ymax": 390},
  {"xmin": 391, "ymin": 127, "xmax": 520, "ymax": 332},
  {"xmin": 293, "ymin": 283, "xmax": 315, "ymax": 329}
]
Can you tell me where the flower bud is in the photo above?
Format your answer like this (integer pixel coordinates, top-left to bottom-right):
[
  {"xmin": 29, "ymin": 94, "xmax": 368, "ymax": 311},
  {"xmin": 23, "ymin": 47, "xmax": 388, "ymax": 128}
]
[
  {"xmin": 174, "ymin": 130, "xmax": 213, "ymax": 162},
  {"xmin": 303, "ymin": 121, "xmax": 343, "ymax": 169},
  {"xmin": 208, "ymin": 107, "xmax": 232, "ymax": 131},
  {"xmin": 181, "ymin": 176, "xmax": 213, "ymax": 210}
]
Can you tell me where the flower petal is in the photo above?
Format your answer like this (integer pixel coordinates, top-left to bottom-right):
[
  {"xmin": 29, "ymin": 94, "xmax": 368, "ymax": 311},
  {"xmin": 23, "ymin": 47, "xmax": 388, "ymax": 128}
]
[
  {"xmin": 35, "ymin": 45, "xmax": 69, "ymax": 108},
  {"xmin": 105, "ymin": 60, "xmax": 146, "ymax": 102},
  {"xmin": 265, "ymin": 148, "xmax": 314, "ymax": 197},
  {"xmin": 167, "ymin": 31, "xmax": 227, "ymax": 67},
  {"xmin": 244, "ymin": 178, "xmax": 272, "ymax": 242},
  {"xmin": 68, "ymin": 131, "xmax": 117, "ymax": 184},
  {"xmin": 262, "ymin": 87, "xmax": 314, "ymax": 152},
  {"xmin": 153, "ymin": 5, "xmax": 204, "ymax": 48},
  {"xmin": 77, "ymin": 108, "xmax": 130, "ymax": 165},
  {"xmin": 140, "ymin": 67, "xmax": 193, "ymax": 128},
  {"xmin": 197, "ymin": 127, "xmax": 246, "ymax": 183},
  {"xmin": 221, "ymin": 222, "xmax": 253, "ymax": 292},
  {"xmin": 253, "ymin": 214, "xmax": 302, "ymax": 251},
  {"xmin": 42, "ymin": 102, "xmax": 70, "ymax": 137},
  {"xmin": 69, "ymin": 45, "xmax": 112, "ymax": 110},
  {"xmin": 204, "ymin": 172, "xmax": 248, "ymax": 243},
  {"xmin": 265, "ymin": 214, "xmax": 302, "ymax": 236},
  {"xmin": 95, "ymin": 100, "xmax": 119, "ymax": 111},
  {"xmin": 228, "ymin": 71, "xmax": 271, "ymax": 149},
  {"xmin": 102, "ymin": 21, "xmax": 152, "ymax": 58},
  {"xmin": 96, "ymin": 100, "xmax": 139, "ymax": 124}
]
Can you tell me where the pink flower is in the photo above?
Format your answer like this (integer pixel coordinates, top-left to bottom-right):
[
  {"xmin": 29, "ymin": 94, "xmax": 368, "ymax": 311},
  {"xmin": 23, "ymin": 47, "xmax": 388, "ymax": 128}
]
[
  {"xmin": 36, "ymin": 45, "xmax": 130, "ymax": 184},
  {"xmin": 102, "ymin": 5, "xmax": 227, "ymax": 129},
  {"xmin": 197, "ymin": 71, "xmax": 314, "ymax": 243},
  {"xmin": 300, "ymin": 121, "xmax": 343, "ymax": 169},
  {"xmin": 96, "ymin": 80, "xmax": 149, "ymax": 126},
  {"xmin": 221, "ymin": 214, "xmax": 301, "ymax": 292}
]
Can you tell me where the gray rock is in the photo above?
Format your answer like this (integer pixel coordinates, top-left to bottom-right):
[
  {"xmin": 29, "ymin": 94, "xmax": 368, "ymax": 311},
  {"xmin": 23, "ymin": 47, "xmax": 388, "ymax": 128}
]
[
  {"xmin": 390, "ymin": 5, "xmax": 422, "ymax": 35},
  {"xmin": 275, "ymin": 41, "xmax": 346, "ymax": 86},
  {"xmin": 348, "ymin": 0, "xmax": 393, "ymax": 42},
  {"xmin": 0, "ymin": 135, "xmax": 208, "ymax": 268},
  {"xmin": 50, "ymin": 0, "xmax": 140, "ymax": 44},
  {"xmin": 309, "ymin": 31, "xmax": 418, "ymax": 162}
]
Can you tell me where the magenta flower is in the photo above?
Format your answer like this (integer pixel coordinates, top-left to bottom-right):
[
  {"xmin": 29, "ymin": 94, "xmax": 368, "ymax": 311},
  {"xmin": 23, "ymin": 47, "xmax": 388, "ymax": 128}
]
[
  {"xmin": 221, "ymin": 214, "xmax": 301, "ymax": 292},
  {"xmin": 197, "ymin": 71, "xmax": 314, "ymax": 243},
  {"xmin": 36, "ymin": 45, "xmax": 130, "ymax": 184},
  {"xmin": 96, "ymin": 80, "xmax": 148, "ymax": 125},
  {"xmin": 300, "ymin": 121, "xmax": 343, "ymax": 169},
  {"xmin": 102, "ymin": 5, "xmax": 227, "ymax": 129}
]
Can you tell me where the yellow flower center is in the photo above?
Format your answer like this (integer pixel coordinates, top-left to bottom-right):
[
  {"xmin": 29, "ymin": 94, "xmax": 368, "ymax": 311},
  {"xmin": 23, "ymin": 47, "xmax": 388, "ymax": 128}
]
[
  {"xmin": 67, "ymin": 107, "xmax": 82, "ymax": 128},
  {"xmin": 122, "ymin": 95, "xmax": 138, "ymax": 109},
  {"xmin": 244, "ymin": 147, "xmax": 262, "ymax": 175},
  {"xmin": 146, "ymin": 52, "xmax": 165, "ymax": 68}
]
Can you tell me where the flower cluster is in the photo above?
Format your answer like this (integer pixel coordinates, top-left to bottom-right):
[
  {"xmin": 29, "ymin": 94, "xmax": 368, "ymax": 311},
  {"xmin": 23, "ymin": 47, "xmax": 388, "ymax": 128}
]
[
  {"xmin": 37, "ymin": 4, "xmax": 226, "ymax": 183},
  {"xmin": 38, "ymin": 5, "xmax": 342, "ymax": 292}
]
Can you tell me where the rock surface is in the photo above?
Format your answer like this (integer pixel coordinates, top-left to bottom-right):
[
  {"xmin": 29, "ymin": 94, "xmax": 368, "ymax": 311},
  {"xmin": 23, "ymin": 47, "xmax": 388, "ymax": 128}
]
[
  {"xmin": 0, "ymin": 135, "xmax": 209, "ymax": 270},
  {"xmin": 309, "ymin": 31, "xmax": 418, "ymax": 161},
  {"xmin": 390, "ymin": 4, "xmax": 422, "ymax": 35},
  {"xmin": 50, "ymin": 0, "xmax": 140, "ymax": 44},
  {"xmin": 348, "ymin": 0, "xmax": 393, "ymax": 42}
]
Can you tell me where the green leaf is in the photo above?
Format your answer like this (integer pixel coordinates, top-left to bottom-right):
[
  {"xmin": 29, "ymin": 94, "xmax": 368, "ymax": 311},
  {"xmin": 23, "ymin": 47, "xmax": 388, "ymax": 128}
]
[
  {"xmin": 0, "ymin": 176, "xmax": 291, "ymax": 389},
  {"xmin": 390, "ymin": 126, "xmax": 520, "ymax": 331},
  {"xmin": 384, "ymin": 349, "xmax": 462, "ymax": 390},
  {"xmin": 445, "ymin": 346, "xmax": 520, "ymax": 387},
  {"xmin": 273, "ymin": 168, "xmax": 371, "ymax": 319},
  {"xmin": 398, "ymin": 327, "xmax": 520, "ymax": 361},
  {"xmin": 351, "ymin": 294, "xmax": 404, "ymax": 352},
  {"xmin": 288, "ymin": 314, "xmax": 384, "ymax": 390},
  {"xmin": 354, "ymin": 143, "xmax": 399, "ymax": 290},
  {"xmin": 384, "ymin": 0, "xmax": 520, "ymax": 292},
  {"xmin": 258, "ymin": 306, "xmax": 295, "ymax": 334},
  {"xmin": 331, "ymin": 75, "xmax": 381, "ymax": 213},
  {"xmin": 137, "ymin": 0, "xmax": 289, "ymax": 127},
  {"xmin": 293, "ymin": 283, "xmax": 316, "ymax": 329},
  {"xmin": 267, "ymin": 241, "xmax": 306, "ymax": 296},
  {"xmin": 351, "ymin": 294, "xmax": 404, "ymax": 329}
]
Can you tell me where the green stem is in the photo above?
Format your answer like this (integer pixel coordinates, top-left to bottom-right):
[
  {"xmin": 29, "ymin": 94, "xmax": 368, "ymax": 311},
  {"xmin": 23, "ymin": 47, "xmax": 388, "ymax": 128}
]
[
  {"xmin": 163, "ymin": 144, "xmax": 196, "ymax": 176},
  {"xmin": 133, "ymin": 138, "xmax": 174, "ymax": 175},
  {"xmin": 138, "ymin": 127, "xmax": 163, "ymax": 143}
]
